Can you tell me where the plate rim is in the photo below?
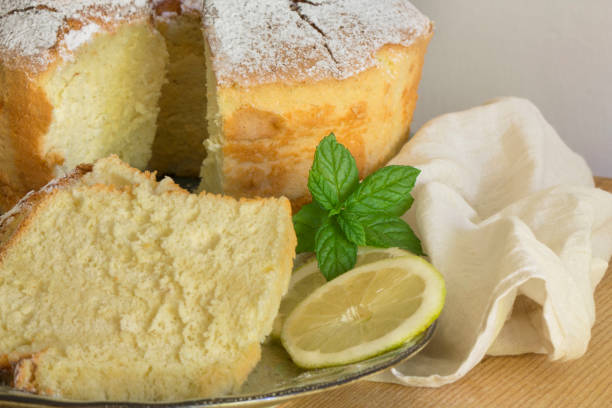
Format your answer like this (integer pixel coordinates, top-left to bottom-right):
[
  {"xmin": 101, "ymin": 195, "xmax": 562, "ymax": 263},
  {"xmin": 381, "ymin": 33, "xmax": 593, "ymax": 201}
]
[{"xmin": 0, "ymin": 321, "xmax": 436, "ymax": 408}]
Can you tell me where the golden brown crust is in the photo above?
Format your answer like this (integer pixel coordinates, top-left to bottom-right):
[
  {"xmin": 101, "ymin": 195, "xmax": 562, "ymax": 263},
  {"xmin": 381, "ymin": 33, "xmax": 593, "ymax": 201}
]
[
  {"xmin": 9, "ymin": 351, "xmax": 54, "ymax": 396},
  {"xmin": 0, "ymin": 162, "xmax": 94, "ymax": 261},
  {"xmin": 0, "ymin": 179, "xmax": 24, "ymax": 216},
  {"xmin": 0, "ymin": 66, "xmax": 55, "ymax": 213},
  {"xmin": 8, "ymin": 345, "xmax": 260, "ymax": 398},
  {"xmin": 12, "ymin": 353, "xmax": 40, "ymax": 394},
  {"xmin": 218, "ymin": 31, "xmax": 432, "ymax": 212}
]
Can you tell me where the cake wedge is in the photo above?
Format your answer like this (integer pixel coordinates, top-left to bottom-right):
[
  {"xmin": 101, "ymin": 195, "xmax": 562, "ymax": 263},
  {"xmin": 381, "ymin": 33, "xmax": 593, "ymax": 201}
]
[{"xmin": 0, "ymin": 155, "xmax": 296, "ymax": 401}]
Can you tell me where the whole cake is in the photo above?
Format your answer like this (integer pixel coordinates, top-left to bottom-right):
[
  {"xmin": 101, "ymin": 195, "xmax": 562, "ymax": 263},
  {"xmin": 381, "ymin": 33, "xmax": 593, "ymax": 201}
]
[
  {"xmin": 0, "ymin": 0, "xmax": 432, "ymax": 212},
  {"xmin": 0, "ymin": 155, "xmax": 296, "ymax": 401}
]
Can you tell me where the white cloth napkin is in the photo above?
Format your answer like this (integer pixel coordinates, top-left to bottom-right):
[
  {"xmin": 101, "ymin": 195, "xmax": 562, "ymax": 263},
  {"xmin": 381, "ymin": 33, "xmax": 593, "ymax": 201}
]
[{"xmin": 373, "ymin": 97, "xmax": 612, "ymax": 387}]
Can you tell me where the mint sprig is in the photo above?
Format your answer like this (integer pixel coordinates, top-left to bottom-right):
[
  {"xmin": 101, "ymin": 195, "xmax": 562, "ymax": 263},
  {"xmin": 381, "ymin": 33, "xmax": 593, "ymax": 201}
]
[{"xmin": 293, "ymin": 133, "xmax": 424, "ymax": 281}]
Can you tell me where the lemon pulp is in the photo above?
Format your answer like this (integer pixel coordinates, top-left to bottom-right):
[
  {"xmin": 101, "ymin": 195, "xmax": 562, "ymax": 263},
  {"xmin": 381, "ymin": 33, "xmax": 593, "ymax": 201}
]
[
  {"xmin": 271, "ymin": 247, "xmax": 412, "ymax": 338},
  {"xmin": 281, "ymin": 254, "xmax": 445, "ymax": 369}
]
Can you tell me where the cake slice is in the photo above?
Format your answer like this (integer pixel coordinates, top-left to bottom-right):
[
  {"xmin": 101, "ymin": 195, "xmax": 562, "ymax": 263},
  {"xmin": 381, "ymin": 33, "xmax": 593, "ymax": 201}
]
[{"xmin": 0, "ymin": 155, "xmax": 296, "ymax": 401}]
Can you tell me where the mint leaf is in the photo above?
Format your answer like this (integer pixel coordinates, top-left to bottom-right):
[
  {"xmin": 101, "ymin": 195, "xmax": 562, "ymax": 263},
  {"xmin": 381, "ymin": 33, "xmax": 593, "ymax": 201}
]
[
  {"xmin": 298, "ymin": 134, "xmax": 424, "ymax": 281},
  {"xmin": 315, "ymin": 217, "xmax": 357, "ymax": 280},
  {"xmin": 293, "ymin": 202, "xmax": 328, "ymax": 253},
  {"xmin": 344, "ymin": 165, "xmax": 420, "ymax": 217},
  {"xmin": 308, "ymin": 134, "xmax": 359, "ymax": 211},
  {"xmin": 358, "ymin": 214, "xmax": 423, "ymax": 255},
  {"xmin": 337, "ymin": 212, "xmax": 366, "ymax": 246}
]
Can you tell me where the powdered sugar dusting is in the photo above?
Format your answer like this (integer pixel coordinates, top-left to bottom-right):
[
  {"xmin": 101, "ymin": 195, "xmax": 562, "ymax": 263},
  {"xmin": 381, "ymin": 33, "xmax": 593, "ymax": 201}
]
[
  {"xmin": 1, "ymin": 0, "xmax": 429, "ymax": 83},
  {"xmin": 204, "ymin": 0, "xmax": 337, "ymax": 86},
  {"xmin": 0, "ymin": 0, "xmax": 151, "ymax": 72},
  {"xmin": 0, "ymin": 9, "xmax": 64, "ymax": 58},
  {"xmin": 303, "ymin": 0, "xmax": 430, "ymax": 75},
  {"xmin": 205, "ymin": 0, "xmax": 431, "ymax": 87},
  {"xmin": 64, "ymin": 23, "xmax": 102, "ymax": 51}
]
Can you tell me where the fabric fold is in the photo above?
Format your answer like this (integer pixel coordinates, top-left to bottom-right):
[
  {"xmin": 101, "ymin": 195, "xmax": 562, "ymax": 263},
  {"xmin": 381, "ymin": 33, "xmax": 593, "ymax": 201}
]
[{"xmin": 373, "ymin": 97, "xmax": 612, "ymax": 387}]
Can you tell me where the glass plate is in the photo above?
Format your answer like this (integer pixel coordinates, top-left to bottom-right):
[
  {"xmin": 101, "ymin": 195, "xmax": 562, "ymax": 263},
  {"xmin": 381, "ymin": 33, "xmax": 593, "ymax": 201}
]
[
  {"xmin": 0, "ymin": 322, "xmax": 435, "ymax": 408},
  {"xmin": 2, "ymin": 177, "xmax": 434, "ymax": 407}
]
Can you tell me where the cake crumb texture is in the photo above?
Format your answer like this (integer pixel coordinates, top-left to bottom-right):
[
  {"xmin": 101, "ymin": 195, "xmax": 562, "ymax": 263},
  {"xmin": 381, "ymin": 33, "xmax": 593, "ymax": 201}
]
[{"xmin": 0, "ymin": 155, "xmax": 296, "ymax": 401}]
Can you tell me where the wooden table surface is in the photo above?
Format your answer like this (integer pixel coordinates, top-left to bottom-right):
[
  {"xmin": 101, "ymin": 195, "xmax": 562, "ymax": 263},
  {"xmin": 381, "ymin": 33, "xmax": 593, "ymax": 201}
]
[{"xmin": 279, "ymin": 177, "xmax": 612, "ymax": 408}]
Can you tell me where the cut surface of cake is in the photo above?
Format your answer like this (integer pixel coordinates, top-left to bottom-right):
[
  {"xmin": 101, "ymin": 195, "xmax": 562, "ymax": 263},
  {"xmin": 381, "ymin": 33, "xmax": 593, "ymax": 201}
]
[
  {"xmin": 0, "ymin": 1, "xmax": 168, "ymax": 212},
  {"xmin": 0, "ymin": 155, "xmax": 296, "ymax": 401},
  {"xmin": 1, "ymin": 0, "xmax": 432, "ymax": 213}
]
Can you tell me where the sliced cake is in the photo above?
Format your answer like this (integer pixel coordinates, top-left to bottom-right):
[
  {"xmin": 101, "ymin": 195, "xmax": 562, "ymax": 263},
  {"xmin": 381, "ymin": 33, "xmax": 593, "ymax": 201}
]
[
  {"xmin": 1, "ymin": 0, "xmax": 432, "ymax": 213},
  {"xmin": 0, "ymin": 155, "xmax": 296, "ymax": 401}
]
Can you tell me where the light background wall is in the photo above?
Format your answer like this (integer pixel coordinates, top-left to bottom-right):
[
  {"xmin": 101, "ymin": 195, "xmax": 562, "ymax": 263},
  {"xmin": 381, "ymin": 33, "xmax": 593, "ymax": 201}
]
[{"xmin": 410, "ymin": 0, "xmax": 612, "ymax": 176}]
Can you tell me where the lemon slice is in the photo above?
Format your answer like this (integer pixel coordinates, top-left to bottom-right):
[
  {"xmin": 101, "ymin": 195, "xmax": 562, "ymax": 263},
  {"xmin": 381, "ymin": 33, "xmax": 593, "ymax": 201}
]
[
  {"xmin": 280, "ymin": 254, "xmax": 445, "ymax": 369},
  {"xmin": 271, "ymin": 247, "xmax": 413, "ymax": 338}
]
